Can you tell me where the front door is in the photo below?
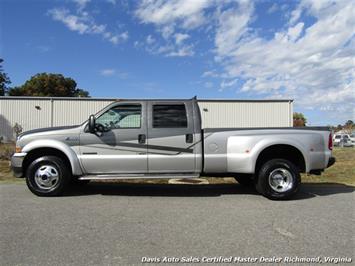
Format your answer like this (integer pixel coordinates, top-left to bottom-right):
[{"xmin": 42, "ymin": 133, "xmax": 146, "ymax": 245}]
[
  {"xmin": 147, "ymin": 101, "xmax": 196, "ymax": 173},
  {"xmin": 79, "ymin": 102, "xmax": 148, "ymax": 174}
]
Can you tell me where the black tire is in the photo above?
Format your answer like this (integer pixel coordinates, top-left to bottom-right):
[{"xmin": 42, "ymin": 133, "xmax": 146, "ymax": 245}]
[
  {"xmin": 255, "ymin": 159, "xmax": 300, "ymax": 200},
  {"xmin": 234, "ymin": 174, "xmax": 254, "ymax": 187},
  {"xmin": 26, "ymin": 156, "xmax": 71, "ymax": 196}
]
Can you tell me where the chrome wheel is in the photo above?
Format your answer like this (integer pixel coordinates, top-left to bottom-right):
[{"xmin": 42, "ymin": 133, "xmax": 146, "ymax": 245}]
[
  {"xmin": 34, "ymin": 165, "xmax": 60, "ymax": 190},
  {"xmin": 268, "ymin": 168, "xmax": 294, "ymax": 193}
]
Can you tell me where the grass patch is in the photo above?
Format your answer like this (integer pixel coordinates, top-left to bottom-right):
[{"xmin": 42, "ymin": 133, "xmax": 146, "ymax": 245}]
[
  {"xmin": 0, "ymin": 145, "xmax": 354, "ymax": 186},
  {"xmin": 0, "ymin": 160, "xmax": 23, "ymax": 183},
  {"xmin": 0, "ymin": 142, "xmax": 14, "ymax": 160},
  {"xmin": 301, "ymin": 148, "xmax": 355, "ymax": 186}
]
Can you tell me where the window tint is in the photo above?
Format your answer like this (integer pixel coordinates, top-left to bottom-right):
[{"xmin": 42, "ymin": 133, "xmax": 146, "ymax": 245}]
[
  {"xmin": 96, "ymin": 104, "xmax": 141, "ymax": 129},
  {"xmin": 153, "ymin": 104, "xmax": 187, "ymax": 128},
  {"xmin": 335, "ymin": 135, "xmax": 341, "ymax": 139}
]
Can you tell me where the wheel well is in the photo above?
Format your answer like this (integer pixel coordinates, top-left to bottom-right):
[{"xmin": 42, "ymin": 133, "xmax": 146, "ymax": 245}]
[
  {"xmin": 255, "ymin": 144, "xmax": 306, "ymax": 173},
  {"xmin": 23, "ymin": 148, "xmax": 72, "ymax": 175}
]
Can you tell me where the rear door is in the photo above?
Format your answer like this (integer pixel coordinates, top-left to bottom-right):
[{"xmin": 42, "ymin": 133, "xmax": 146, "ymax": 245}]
[{"xmin": 147, "ymin": 101, "xmax": 196, "ymax": 173}]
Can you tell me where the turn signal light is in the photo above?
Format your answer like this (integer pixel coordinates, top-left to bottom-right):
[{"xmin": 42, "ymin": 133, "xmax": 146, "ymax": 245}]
[{"xmin": 15, "ymin": 146, "xmax": 22, "ymax": 153}]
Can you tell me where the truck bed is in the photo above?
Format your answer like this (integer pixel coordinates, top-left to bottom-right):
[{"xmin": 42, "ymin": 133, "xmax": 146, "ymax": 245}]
[{"xmin": 202, "ymin": 127, "xmax": 332, "ymax": 174}]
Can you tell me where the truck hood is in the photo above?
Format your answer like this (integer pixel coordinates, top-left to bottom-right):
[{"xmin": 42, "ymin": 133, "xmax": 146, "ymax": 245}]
[{"xmin": 18, "ymin": 125, "xmax": 80, "ymax": 139}]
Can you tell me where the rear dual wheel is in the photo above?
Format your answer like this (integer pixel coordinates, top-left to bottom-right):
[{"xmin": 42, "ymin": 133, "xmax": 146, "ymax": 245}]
[{"xmin": 256, "ymin": 159, "xmax": 300, "ymax": 200}]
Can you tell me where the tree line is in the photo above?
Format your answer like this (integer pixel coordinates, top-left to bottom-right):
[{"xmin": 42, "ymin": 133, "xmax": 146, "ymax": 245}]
[{"xmin": 0, "ymin": 58, "xmax": 89, "ymax": 97}]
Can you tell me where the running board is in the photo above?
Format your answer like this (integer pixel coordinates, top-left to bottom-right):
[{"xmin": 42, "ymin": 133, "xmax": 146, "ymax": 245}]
[{"xmin": 78, "ymin": 173, "xmax": 200, "ymax": 180}]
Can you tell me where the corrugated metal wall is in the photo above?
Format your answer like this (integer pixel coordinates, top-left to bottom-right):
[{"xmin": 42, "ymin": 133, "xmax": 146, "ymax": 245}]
[
  {"xmin": 52, "ymin": 99, "xmax": 112, "ymax": 127},
  {"xmin": 0, "ymin": 97, "xmax": 293, "ymax": 141},
  {"xmin": 0, "ymin": 98, "xmax": 113, "ymax": 141},
  {"xmin": 0, "ymin": 98, "xmax": 52, "ymax": 141},
  {"xmin": 198, "ymin": 101, "xmax": 293, "ymax": 128}
]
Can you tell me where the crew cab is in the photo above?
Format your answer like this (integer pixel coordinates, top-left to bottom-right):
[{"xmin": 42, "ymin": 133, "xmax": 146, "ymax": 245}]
[{"xmin": 11, "ymin": 98, "xmax": 335, "ymax": 199}]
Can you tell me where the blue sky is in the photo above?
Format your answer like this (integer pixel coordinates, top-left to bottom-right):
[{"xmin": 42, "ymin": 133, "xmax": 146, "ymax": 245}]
[{"xmin": 1, "ymin": 0, "xmax": 354, "ymax": 126}]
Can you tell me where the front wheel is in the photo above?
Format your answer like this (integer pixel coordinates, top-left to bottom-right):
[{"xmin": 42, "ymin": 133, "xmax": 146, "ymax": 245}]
[
  {"xmin": 255, "ymin": 159, "xmax": 300, "ymax": 200},
  {"xmin": 26, "ymin": 156, "xmax": 71, "ymax": 196}
]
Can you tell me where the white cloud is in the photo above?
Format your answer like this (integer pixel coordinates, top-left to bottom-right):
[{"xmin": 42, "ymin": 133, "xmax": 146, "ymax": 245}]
[
  {"xmin": 135, "ymin": 0, "xmax": 214, "ymax": 56},
  {"xmin": 202, "ymin": 70, "xmax": 219, "ymax": 78},
  {"xmin": 100, "ymin": 68, "xmax": 128, "ymax": 79},
  {"xmin": 220, "ymin": 78, "xmax": 238, "ymax": 89},
  {"xmin": 174, "ymin": 33, "xmax": 189, "ymax": 45},
  {"xmin": 214, "ymin": 0, "xmax": 355, "ymax": 118},
  {"xmin": 49, "ymin": 4, "xmax": 128, "ymax": 45},
  {"xmin": 48, "ymin": 0, "xmax": 354, "ymax": 123},
  {"xmin": 166, "ymin": 44, "xmax": 194, "ymax": 57},
  {"xmin": 135, "ymin": 0, "xmax": 212, "ymax": 29},
  {"xmin": 214, "ymin": 1, "xmax": 254, "ymax": 60},
  {"xmin": 106, "ymin": 0, "xmax": 116, "ymax": 5},
  {"xmin": 73, "ymin": 0, "xmax": 90, "ymax": 10},
  {"xmin": 146, "ymin": 35, "xmax": 155, "ymax": 44},
  {"xmin": 37, "ymin": 45, "xmax": 51, "ymax": 53},
  {"xmin": 204, "ymin": 81, "xmax": 214, "ymax": 89},
  {"xmin": 287, "ymin": 22, "xmax": 304, "ymax": 42},
  {"xmin": 100, "ymin": 69, "xmax": 116, "ymax": 76},
  {"xmin": 108, "ymin": 31, "xmax": 129, "ymax": 44},
  {"xmin": 49, "ymin": 8, "xmax": 89, "ymax": 34},
  {"xmin": 267, "ymin": 3, "xmax": 278, "ymax": 14}
]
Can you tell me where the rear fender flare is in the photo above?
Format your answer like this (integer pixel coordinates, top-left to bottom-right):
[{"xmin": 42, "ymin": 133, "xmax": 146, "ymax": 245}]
[{"xmin": 251, "ymin": 139, "xmax": 309, "ymax": 172}]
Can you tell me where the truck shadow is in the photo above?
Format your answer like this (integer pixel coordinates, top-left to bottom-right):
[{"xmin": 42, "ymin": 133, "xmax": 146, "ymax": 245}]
[{"xmin": 65, "ymin": 182, "xmax": 354, "ymax": 200}]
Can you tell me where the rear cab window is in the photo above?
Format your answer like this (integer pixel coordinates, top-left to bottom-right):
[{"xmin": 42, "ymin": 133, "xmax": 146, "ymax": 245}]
[{"xmin": 153, "ymin": 104, "xmax": 188, "ymax": 128}]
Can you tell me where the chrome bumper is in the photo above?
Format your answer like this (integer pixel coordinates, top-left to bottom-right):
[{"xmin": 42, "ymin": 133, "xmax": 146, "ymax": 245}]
[{"xmin": 11, "ymin": 153, "xmax": 27, "ymax": 178}]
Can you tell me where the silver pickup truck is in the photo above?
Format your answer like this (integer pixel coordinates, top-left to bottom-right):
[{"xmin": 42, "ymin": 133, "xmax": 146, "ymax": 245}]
[{"xmin": 11, "ymin": 97, "xmax": 335, "ymax": 199}]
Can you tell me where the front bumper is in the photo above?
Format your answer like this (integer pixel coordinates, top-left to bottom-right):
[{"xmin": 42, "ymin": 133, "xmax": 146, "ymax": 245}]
[
  {"xmin": 11, "ymin": 153, "xmax": 27, "ymax": 178},
  {"xmin": 327, "ymin": 156, "xmax": 336, "ymax": 168}
]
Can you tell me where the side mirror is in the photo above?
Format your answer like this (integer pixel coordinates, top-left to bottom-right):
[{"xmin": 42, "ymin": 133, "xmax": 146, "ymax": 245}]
[{"xmin": 88, "ymin": 115, "xmax": 96, "ymax": 133}]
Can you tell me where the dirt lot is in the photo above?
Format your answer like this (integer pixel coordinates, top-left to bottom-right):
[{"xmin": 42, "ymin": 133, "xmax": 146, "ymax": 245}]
[{"xmin": 0, "ymin": 142, "xmax": 354, "ymax": 185}]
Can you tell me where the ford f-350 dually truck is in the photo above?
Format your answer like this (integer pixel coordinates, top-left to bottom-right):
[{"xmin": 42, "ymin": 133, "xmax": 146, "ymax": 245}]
[{"xmin": 11, "ymin": 98, "xmax": 335, "ymax": 199}]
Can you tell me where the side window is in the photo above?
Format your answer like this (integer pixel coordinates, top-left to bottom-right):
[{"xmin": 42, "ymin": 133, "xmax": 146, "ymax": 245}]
[
  {"xmin": 96, "ymin": 104, "xmax": 141, "ymax": 129},
  {"xmin": 153, "ymin": 104, "xmax": 187, "ymax": 128}
]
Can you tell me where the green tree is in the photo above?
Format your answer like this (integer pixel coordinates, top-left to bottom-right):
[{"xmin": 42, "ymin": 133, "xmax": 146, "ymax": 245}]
[
  {"xmin": 293, "ymin": 112, "xmax": 307, "ymax": 127},
  {"xmin": 0, "ymin": 58, "xmax": 11, "ymax": 96},
  {"xmin": 345, "ymin": 120, "xmax": 354, "ymax": 127},
  {"xmin": 8, "ymin": 73, "xmax": 89, "ymax": 97},
  {"xmin": 343, "ymin": 120, "xmax": 354, "ymax": 134}
]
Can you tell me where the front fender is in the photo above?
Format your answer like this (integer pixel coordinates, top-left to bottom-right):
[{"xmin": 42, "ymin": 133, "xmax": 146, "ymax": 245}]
[{"xmin": 22, "ymin": 139, "xmax": 83, "ymax": 175}]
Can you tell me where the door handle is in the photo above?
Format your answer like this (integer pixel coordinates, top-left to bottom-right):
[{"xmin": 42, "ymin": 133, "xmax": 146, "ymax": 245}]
[
  {"xmin": 185, "ymin": 133, "xmax": 193, "ymax": 143},
  {"xmin": 138, "ymin": 134, "xmax": 146, "ymax": 144}
]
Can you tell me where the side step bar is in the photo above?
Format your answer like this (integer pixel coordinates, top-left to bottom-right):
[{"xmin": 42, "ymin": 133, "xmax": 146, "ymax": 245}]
[{"xmin": 79, "ymin": 173, "xmax": 200, "ymax": 180}]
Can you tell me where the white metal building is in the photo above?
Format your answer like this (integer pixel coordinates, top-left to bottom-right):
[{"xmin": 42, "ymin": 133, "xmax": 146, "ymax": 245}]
[{"xmin": 0, "ymin": 97, "xmax": 293, "ymax": 141}]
